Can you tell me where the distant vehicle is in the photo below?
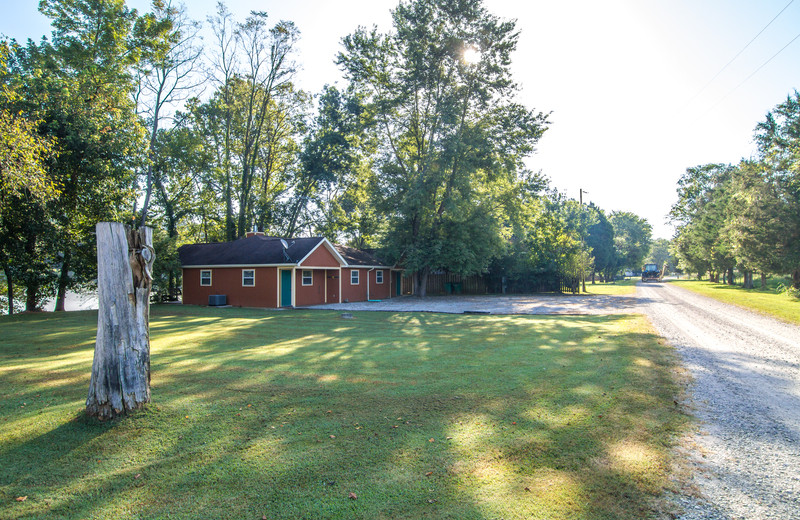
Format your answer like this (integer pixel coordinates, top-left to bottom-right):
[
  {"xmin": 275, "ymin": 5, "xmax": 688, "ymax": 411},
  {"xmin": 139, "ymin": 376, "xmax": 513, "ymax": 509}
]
[
  {"xmin": 624, "ymin": 270, "xmax": 633, "ymax": 277},
  {"xmin": 641, "ymin": 263, "xmax": 662, "ymax": 282}
]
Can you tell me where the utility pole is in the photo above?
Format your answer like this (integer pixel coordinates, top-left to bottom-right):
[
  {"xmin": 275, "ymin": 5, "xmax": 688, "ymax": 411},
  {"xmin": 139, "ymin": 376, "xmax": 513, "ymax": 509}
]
[{"xmin": 579, "ymin": 189, "xmax": 588, "ymax": 293}]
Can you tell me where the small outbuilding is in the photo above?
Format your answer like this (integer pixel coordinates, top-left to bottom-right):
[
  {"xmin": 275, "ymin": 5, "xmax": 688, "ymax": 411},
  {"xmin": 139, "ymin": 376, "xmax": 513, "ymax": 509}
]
[{"xmin": 178, "ymin": 233, "xmax": 400, "ymax": 308}]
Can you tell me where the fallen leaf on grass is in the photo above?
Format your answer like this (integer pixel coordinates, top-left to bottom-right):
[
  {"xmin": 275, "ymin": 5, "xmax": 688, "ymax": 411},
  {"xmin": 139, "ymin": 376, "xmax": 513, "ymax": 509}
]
[
  {"xmin": 329, "ymin": 435, "xmax": 336, "ymax": 439},
  {"xmin": 425, "ymin": 471, "xmax": 433, "ymax": 477},
  {"xmin": 134, "ymin": 474, "xmax": 141, "ymax": 480},
  {"xmin": 427, "ymin": 499, "xmax": 437, "ymax": 503},
  {"xmin": 428, "ymin": 438, "xmax": 435, "ymax": 443},
  {"xmin": 15, "ymin": 496, "xmax": 27, "ymax": 502},
  {"xmin": 348, "ymin": 492, "xmax": 358, "ymax": 500}
]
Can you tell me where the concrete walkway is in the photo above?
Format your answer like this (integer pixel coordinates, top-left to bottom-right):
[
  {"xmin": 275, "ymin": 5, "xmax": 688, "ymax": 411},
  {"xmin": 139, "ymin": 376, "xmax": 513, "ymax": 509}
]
[{"xmin": 304, "ymin": 293, "xmax": 641, "ymax": 315}]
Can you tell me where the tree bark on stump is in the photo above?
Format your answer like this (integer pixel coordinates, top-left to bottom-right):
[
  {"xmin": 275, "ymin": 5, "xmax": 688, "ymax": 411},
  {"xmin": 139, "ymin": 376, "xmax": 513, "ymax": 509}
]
[{"xmin": 86, "ymin": 223, "xmax": 155, "ymax": 420}]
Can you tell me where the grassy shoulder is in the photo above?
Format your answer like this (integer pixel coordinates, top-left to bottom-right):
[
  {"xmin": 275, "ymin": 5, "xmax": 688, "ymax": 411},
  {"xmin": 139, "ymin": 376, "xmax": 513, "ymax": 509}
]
[
  {"xmin": 670, "ymin": 279, "xmax": 800, "ymax": 325},
  {"xmin": 0, "ymin": 306, "xmax": 687, "ymax": 519}
]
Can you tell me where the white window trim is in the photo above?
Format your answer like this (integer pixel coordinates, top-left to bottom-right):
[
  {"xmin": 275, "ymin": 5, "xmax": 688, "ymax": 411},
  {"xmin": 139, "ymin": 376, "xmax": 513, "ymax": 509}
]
[
  {"xmin": 242, "ymin": 269, "xmax": 255, "ymax": 287},
  {"xmin": 200, "ymin": 270, "xmax": 212, "ymax": 286},
  {"xmin": 350, "ymin": 269, "xmax": 359, "ymax": 285},
  {"xmin": 376, "ymin": 270, "xmax": 384, "ymax": 284},
  {"xmin": 302, "ymin": 270, "xmax": 313, "ymax": 286}
]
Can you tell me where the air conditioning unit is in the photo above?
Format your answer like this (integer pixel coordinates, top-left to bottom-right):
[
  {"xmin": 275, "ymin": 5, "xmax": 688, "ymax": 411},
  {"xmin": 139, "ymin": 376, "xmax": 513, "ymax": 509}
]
[{"xmin": 208, "ymin": 294, "xmax": 227, "ymax": 306}]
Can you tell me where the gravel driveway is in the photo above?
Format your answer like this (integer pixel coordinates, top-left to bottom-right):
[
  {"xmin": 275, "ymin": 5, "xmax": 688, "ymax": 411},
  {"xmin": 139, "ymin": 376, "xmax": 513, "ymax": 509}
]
[
  {"xmin": 306, "ymin": 293, "xmax": 641, "ymax": 314},
  {"xmin": 639, "ymin": 282, "xmax": 800, "ymax": 520}
]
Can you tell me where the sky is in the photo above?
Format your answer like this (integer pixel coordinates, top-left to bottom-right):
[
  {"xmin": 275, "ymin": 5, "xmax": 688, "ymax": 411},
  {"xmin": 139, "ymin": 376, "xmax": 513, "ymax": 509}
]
[{"xmin": 4, "ymin": 0, "xmax": 800, "ymax": 239}]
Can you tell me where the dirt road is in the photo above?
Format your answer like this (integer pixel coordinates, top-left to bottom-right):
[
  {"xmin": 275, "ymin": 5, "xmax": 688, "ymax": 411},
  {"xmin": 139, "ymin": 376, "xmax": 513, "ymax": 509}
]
[{"xmin": 639, "ymin": 282, "xmax": 800, "ymax": 519}]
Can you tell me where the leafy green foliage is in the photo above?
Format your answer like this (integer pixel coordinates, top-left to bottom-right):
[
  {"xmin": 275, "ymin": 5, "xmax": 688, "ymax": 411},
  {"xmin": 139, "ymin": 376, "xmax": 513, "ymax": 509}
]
[
  {"xmin": 1, "ymin": 0, "xmax": 169, "ymax": 310},
  {"xmin": 610, "ymin": 211, "xmax": 652, "ymax": 272},
  {"xmin": 338, "ymin": 0, "xmax": 549, "ymax": 293},
  {"xmin": 672, "ymin": 92, "xmax": 800, "ymax": 286},
  {"xmin": 586, "ymin": 203, "xmax": 617, "ymax": 280},
  {"xmin": 646, "ymin": 239, "xmax": 673, "ymax": 272}
]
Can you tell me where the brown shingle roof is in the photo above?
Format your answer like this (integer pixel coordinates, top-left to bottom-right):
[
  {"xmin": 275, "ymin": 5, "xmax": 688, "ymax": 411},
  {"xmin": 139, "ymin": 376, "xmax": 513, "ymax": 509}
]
[
  {"xmin": 179, "ymin": 235, "xmax": 326, "ymax": 266},
  {"xmin": 334, "ymin": 245, "xmax": 391, "ymax": 267}
]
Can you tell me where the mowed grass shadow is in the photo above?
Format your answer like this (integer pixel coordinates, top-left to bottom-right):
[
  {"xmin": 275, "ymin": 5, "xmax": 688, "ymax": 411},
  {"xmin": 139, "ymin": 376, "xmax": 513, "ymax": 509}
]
[{"xmin": 0, "ymin": 307, "xmax": 687, "ymax": 519}]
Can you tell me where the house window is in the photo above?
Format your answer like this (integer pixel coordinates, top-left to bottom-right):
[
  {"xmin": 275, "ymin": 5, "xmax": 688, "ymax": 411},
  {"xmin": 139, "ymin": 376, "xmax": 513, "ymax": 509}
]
[
  {"xmin": 351, "ymin": 270, "xmax": 359, "ymax": 285},
  {"xmin": 302, "ymin": 270, "xmax": 313, "ymax": 286},
  {"xmin": 200, "ymin": 270, "xmax": 212, "ymax": 286},
  {"xmin": 242, "ymin": 269, "xmax": 255, "ymax": 287},
  {"xmin": 376, "ymin": 270, "xmax": 384, "ymax": 284}
]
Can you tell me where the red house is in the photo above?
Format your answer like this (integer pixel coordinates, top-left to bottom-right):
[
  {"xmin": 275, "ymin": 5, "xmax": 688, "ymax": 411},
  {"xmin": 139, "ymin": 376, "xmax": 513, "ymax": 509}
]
[{"xmin": 178, "ymin": 233, "xmax": 400, "ymax": 308}]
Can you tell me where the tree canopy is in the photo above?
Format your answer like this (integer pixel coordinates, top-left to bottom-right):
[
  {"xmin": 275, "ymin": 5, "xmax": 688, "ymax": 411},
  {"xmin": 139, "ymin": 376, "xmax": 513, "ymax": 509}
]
[{"xmin": 1, "ymin": 0, "xmax": 659, "ymax": 313}]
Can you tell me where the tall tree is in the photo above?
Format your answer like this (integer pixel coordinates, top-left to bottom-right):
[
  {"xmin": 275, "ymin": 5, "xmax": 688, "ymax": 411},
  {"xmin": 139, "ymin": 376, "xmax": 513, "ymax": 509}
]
[
  {"xmin": 754, "ymin": 91, "xmax": 800, "ymax": 288},
  {"xmin": 338, "ymin": 0, "xmax": 548, "ymax": 295},
  {"xmin": 669, "ymin": 164, "xmax": 735, "ymax": 281},
  {"xmin": 199, "ymin": 6, "xmax": 303, "ymax": 239},
  {"xmin": 0, "ymin": 41, "xmax": 57, "ymax": 314},
  {"xmin": 3, "ymin": 0, "xmax": 171, "ymax": 311},
  {"xmin": 289, "ymin": 85, "xmax": 377, "ymax": 241},
  {"xmin": 585, "ymin": 203, "xmax": 616, "ymax": 282},
  {"xmin": 233, "ymin": 12, "xmax": 300, "ymax": 236},
  {"xmin": 725, "ymin": 161, "xmax": 795, "ymax": 288},
  {"xmin": 609, "ymin": 211, "xmax": 652, "ymax": 272},
  {"xmin": 207, "ymin": 1, "xmax": 239, "ymax": 240},
  {"xmin": 135, "ymin": 1, "xmax": 203, "ymax": 226}
]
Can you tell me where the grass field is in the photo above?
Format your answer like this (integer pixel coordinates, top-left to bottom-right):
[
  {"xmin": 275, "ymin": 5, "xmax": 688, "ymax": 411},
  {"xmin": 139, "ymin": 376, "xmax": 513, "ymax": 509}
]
[
  {"xmin": 0, "ymin": 306, "xmax": 686, "ymax": 519},
  {"xmin": 670, "ymin": 279, "xmax": 800, "ymax": 325}
]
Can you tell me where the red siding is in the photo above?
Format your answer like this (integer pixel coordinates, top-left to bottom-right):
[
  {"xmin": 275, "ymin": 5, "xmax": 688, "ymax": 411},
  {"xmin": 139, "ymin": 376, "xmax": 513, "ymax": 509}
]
[
  {"xmin": 294, "ymin": 269, "xmax": 327, "ymax": 306},
  {"xmin": 326, "ymin": 270, "xmax": 340, "ymax": 303},
  {"xmin": 300, "ymin": 244, "xmax": 341, "ymax": 268},
  {"xmin": 370, "ymin": 269, "xmax": 391, "ymax": 300},
  {"xmin": 182, "ymin": 267, "xmax": 278, "ymax": 308},
  {"xmin": 341, "ymin": 268, "xmax": 367, "ymax": 302}
]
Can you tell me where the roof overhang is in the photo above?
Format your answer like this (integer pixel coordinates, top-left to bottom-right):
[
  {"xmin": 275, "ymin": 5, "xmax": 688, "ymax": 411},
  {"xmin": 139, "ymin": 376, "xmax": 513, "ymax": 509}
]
[{"xmin": 182, "ymin": 264, "xmax": 297, "ymax": 268}]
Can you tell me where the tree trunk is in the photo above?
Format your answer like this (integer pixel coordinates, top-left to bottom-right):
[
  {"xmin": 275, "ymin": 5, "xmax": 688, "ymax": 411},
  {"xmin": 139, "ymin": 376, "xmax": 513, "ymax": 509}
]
[
  {"xmin": 761, "ymin": 272, "xmax": 767, "ymax": 289},
  {"xmin": 743, "ymin": 270, "xmax": 754, "ymax": 289},
  {"xmin": 727, "ymin": 267, "xmax": 734, "ymax": 285},
  {"xmin": 414, "ymin": 268, "xmax": 429, "ymax": 297},
  {"xmin": 793, "ymin": 269, "xmax": 800, "ymax": 290},
  {"xmin": 55, "ymin": 251, "xmax": 71, "ymax": 312},
  {"xmin": 86, "ymin": 223, "xmax": 155, "ymax": 420},
  {"xmin": 25, "ymin": 282, "xmax": 39, "ymax": 312},
  {"xmin": 3, "ymin": 263, "xmax": 13, "ymax": 316}
]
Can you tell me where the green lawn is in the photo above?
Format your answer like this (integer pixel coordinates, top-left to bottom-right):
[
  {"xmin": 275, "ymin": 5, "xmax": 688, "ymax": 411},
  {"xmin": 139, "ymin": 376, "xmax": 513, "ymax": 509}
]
[
  {"xmin": 670, "ymin": 279, "xmax": 800, "ymax": 325},
  {"xmin": 0, "ymin": 306, "xmax": 686, "ymax": 519}
]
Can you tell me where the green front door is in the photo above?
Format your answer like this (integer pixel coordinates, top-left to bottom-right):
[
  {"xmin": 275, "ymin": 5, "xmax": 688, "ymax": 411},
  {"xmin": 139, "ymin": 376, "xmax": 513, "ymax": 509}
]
[
  {"xmin": 396, "ymin": 272, "xmax": 402, "ymax": 296},
  {"xmin": 281, "ymin": 270, "xmax": 292, "ymax": 307}
]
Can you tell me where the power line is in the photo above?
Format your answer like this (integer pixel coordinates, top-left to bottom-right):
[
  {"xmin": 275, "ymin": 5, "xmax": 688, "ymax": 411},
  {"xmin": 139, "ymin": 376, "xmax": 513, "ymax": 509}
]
[
  {"xmin": 705, "ymin": 29, "xmax": 800, "ymax": 116},
  {"xmin": 688, "ymin": 0, "xmax": 795, "ymax": 103}
]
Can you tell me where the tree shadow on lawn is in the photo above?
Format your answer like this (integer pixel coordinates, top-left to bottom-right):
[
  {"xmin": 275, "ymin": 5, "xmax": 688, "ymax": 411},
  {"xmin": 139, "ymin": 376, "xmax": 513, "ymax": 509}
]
[{"xmin": 0, "ymin": 309, "xmax": 685, "ymax": 519}]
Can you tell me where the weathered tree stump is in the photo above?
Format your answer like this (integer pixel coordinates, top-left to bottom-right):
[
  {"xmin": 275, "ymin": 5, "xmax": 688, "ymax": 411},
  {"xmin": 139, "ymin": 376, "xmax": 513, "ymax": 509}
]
[{"xmin": 86, "ymin": 223, "xmax": 155, "ymax": 420}]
